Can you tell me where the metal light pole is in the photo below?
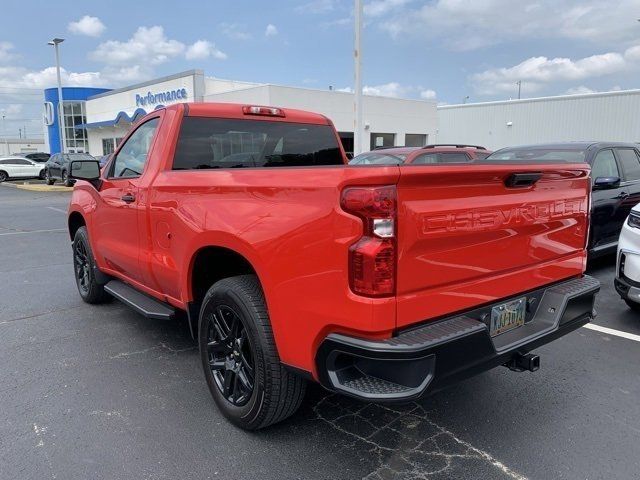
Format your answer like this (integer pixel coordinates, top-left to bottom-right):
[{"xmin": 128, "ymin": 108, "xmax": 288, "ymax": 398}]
[
  {"xmin": 48, "ymin": 38, "xmax": 66, "ymax": 154},
  {"xmin": 1, "ymin": 113, "xmax": 7, "ymax": 155},
  {"xmin": 516, "ymin": 80, "xmax": 522, "ymax": 100},
  {"xmin": 353, "ymin": 0, "xmax": 364, "ymax": 156}
]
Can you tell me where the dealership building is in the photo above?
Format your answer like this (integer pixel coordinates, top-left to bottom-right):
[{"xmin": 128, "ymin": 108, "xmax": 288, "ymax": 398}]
[
  {"xmin": 42, "ymin": 69, "xmax": 437, "ymax": 157},
  {"xmin": 437, "ymin": 89, "xmax": 640, "ymax": 151},
  {"xmin": 43, "ymin": 69, "xmax": 640, "ymax": 157}
]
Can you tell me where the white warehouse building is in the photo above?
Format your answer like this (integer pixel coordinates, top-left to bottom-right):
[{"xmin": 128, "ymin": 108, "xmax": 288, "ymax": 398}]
[
  {"xmin": 437, "ymin": 89, "xmax": 640, "ymax": 151},
  {"xmin": 83, "ymin": 69, "xmax": 437, "ymax": 157}
]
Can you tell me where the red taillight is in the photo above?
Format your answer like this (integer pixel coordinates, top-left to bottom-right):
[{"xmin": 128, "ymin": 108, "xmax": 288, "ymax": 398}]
[
  {"xmin": 242, "ymin": 105, "xmax": 285, "ymax": 117},
  {"xmin": 341, "ymin": 186, "xmax": 397, "ymax": 297}
]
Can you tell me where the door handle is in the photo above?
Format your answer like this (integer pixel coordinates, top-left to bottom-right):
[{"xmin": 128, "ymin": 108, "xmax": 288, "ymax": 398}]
[
  {"xmin": 121, "ymin": 193, "xmax": 136, "ymax": 203},
  {"xmin": 615, "ymin": 191, "xmax": 629, "ymax": 199}
]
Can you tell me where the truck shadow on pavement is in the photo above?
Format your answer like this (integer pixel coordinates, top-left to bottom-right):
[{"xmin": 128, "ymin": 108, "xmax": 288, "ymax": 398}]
[
  {"xmin": 304, "ymin": 390, "xmax": 526, "ymax": 480},
  {"xmin": 107, "ymin": 306, "xmax": 530, "ymax": 480}
]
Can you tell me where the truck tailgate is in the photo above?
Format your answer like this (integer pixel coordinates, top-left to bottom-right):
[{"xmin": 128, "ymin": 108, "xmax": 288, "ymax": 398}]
[{"xmin": 396, "ymin": 163, "xmax": 590, "ymax": 328}]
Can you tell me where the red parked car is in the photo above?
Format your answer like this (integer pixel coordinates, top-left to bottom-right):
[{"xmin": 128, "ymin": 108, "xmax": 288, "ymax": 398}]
[
  {"xmin": 349, "ymin": 144, "xmax": 492, "ymax": 165},
  {"xmin": 65, "ymin": 103, "xmax": 598, "ymax": 429}
]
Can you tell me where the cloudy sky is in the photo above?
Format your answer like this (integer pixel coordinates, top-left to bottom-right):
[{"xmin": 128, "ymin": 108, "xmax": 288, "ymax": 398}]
[{"xmin": 0, "ymin": 0, "xmax": 639, "ymax": 138}]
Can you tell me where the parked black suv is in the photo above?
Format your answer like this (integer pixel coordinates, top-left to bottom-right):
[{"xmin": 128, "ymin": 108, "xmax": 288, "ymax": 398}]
[
  {"xmin": 486, "ymin": 142, "xmax": 640, "ymax": 258},
  {"xmin": 44, "ymin": 153, "xmax": 96, "ymax": 187}
]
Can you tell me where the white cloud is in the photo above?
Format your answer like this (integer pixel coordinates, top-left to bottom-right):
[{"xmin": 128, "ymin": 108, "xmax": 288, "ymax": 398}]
[
  {"xmin": 335, "ymin": 82, "xmax": 436, "ymax": 100},
  {"xmin": 471, "ymin": 47, "xmax": 640, "ymax": 95},
  {"xmin": 219, "ymin": 23, "xmax": 252, "ymax": 41},
  {"xmin": 295, "ymin": 0, "xmax": 337, "ymax": 14},
  {"xmin": 363, "ymin": 82, "xmax": 408, "ymax": 97},
  {"xmin": 380, "ymin": 0, "xmax": 640, "ymax": 51},
  {"xmin": 420, "ymin": 89, "xmax": 437, "ymax": 100},
  {"xmin": 0, "ymin": 42, "xmax": 16, "ymax": 62},
  {"xmin": 185, "ymin": 40, "xmax": 227, "ymax": 60},
  {"xmin": 265, "ymin": 24, "xmax": 278, "ymax": 37},
  {"xmin": 0, "ymin": 65, "xmax": 105, "ymax": 93},
  {"xmin": 3, "ymin": 104, "xmax": 22, "ymax": 115},
  {"xmin": 68, "ymin": 15, "xmax": 106, "ymax": 37},
  {"xmin": 364, "ymin": 0, "xmax": 411, "ymax": 17},
  {"xmin": 565, "ymin": 86, "xmax": 598, "ymax": 95},
  {"xmin": 91, "ymin": 26, "xmax": 185, "ymax": 65}
]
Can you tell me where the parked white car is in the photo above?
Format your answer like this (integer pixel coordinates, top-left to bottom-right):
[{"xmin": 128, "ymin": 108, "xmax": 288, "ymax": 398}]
[
  {"xmin": 0, "ymin": 156, "xmax": 45, "ymax": 182},
  {"xmin": 615, "ymin": 204, "xmax": 640, "ymax": 311}
]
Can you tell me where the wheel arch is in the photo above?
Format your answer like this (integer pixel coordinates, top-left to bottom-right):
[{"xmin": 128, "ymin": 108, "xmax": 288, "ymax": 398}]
[
  {"xmin": 68, "ymin": 211, "xmax": 86, "ymax": 241},
  {"xmin": 186, "ymin": 244, "xmax": 268, "ymax": 339}
]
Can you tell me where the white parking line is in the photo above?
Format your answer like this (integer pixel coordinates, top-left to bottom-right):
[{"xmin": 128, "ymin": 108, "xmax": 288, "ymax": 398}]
[
  {"xmin": 46, "ymin": 206, "xmax": 67, "ymax": 214},
  {"xmin": 583, "ymin": 323, "xmax": 640, "ymax": 342},
  {"xmin": 0, "ymin": 228, "xmax": 66, "ymax": 236}
]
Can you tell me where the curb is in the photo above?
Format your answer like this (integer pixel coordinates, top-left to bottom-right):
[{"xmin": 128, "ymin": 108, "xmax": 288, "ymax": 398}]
[{"xmin": 1, "ymin": 182, "xmax": 72, "ymax": 192}]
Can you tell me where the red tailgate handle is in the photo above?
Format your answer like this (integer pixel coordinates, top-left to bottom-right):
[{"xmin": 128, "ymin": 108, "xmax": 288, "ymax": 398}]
[{"xmin": 504, "ymin": 172, "xmax": 542, "ymax": 188}]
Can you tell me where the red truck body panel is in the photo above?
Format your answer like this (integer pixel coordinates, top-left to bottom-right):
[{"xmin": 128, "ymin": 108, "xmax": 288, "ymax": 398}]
[
  {"xmin": 395, "ymin": 165, "xmax": 589, "ymax": 328},
  {"xmin": 69, "ymin": 102, "xmax": 591, "ymax": 379}
]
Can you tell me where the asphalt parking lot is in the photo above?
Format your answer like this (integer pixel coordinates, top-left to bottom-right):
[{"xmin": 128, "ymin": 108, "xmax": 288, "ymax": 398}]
[{"xmin": 1, "ymin": 185, "xmax": 639, "ymax": 480}]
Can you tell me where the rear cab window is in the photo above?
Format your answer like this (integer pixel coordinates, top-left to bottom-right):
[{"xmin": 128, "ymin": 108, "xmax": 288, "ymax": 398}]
[{"xmin": 172, "ymin": 117, "xmax": 344, "ymax": 170}]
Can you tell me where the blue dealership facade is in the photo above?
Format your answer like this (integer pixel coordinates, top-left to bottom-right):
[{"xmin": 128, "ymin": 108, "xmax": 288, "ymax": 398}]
[{"xmin": 44, "ymin": 86, "xmax": 110, "ymax": 154}]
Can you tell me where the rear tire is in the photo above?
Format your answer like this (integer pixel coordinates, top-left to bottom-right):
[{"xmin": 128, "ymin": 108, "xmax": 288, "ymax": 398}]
[
  {"xmin": 0, "ymin": 171, "xmax": 7, "ymax": 182},
  {"xmin": 625, "ymin": 299, "xmax": 640, "ymax": 312},
  {"xmin": 72, "ymin": 226, "xmax": 111, "ymax": 304},
  {"xmin": 199, "ymin": 274, "xmax": 306, "ymax": 430},
  {"xmin": 62, "ymin": 170, "xmax": 72, "ymax": 187},
  {"xmin": 45, "ymin": 169, "xmax": 55, "ymax": 185}
]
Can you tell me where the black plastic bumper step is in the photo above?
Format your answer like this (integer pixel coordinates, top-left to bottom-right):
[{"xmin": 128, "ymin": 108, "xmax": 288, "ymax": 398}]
[
  {"xmin": 104, "ymin": 280, "xmax": 174, "ymax": 320},
  {"xmin": 317, "ymin": 274, "xmax": 600, "ymax": 401}
]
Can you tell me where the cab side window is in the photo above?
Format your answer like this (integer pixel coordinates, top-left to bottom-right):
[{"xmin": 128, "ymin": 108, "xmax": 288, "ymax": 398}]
[
  {"xmin": 615, "ymin": 148, "xmax": 640, "ymax": 181},
  {"xmin": 591, "ymin": 150, "xmax": 619, "ymax": 182},
  {"xmin": 111, "ymin": 118, "xmax": 159, "ymax": 178}
]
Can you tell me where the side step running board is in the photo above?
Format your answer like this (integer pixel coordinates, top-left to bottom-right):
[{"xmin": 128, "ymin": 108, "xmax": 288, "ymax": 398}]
[{"xmin": 104, "ymin": 280, "xmax": 175, "ymax": 320}]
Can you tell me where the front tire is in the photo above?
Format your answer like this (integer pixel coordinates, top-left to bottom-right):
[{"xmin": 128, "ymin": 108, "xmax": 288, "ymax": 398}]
[
  {"xmin": 39, "ymin": 169, "xmax": 46, "ymax": 180},
  {"xmin": 45, "ymin": 169, "xmax": 55, "ymax": 185},
  {"xmin": 0, "ymin": 170, "xmax": 7, "ymax": 182},
  {"xmin": 72, "ymin": 226, "xmax": 111, "ymax": 304},
  {"xmin": 199, "ymin": 275, "xmax": 306, "ymax": 430}
]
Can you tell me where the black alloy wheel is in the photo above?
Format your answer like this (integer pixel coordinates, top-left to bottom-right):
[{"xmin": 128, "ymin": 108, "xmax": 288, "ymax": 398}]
[
  {"xmin": 72, "ymin": 227, "xmax": 111, "ymax": 304},
  {"xmin": 0, "ymin": 171, "xmax": 7, "ymax": 182},
  {"xmin": 206, "ymin": 305, "xmax": 255, "ymax": 406},
  {"xmin": 199, "ymin": 275, "xmax": 306, "ymax": 430},
  {"xmin": 73, "ymin": 238, "xmax": 91, "ymax": 296}
]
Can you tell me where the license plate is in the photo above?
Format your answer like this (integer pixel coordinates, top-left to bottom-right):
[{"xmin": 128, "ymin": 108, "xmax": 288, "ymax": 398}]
[{"xmin": 490, "ymin": 297, "xmax": 526, "ymax": 336}]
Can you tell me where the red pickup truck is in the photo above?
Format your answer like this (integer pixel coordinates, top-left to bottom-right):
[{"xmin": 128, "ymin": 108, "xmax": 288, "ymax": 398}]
[{"xmin": 67, "ymin": 103, "xmax": 599, "ymax": 430}]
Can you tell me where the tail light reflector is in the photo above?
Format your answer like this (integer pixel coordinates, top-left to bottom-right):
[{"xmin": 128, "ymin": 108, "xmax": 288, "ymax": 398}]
[{"xmin": 341, "ymin": 186, "xmax": 397, "ymax": 297}]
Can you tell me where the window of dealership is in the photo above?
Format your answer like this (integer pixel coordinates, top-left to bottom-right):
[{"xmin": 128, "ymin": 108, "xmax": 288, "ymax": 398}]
[{"xmin": 62, "ymin": 101, "xmax": 89, "ymax": 152}]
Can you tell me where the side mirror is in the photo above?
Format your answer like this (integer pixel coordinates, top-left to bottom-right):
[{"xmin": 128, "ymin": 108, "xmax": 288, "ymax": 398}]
[
  {"xmin": 593, "ymin": 176, "xmax": 621, "ymax": 190},
  {"xmin": 69, "ymin": 160, "xmax": 101, "ymax": 189}
]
